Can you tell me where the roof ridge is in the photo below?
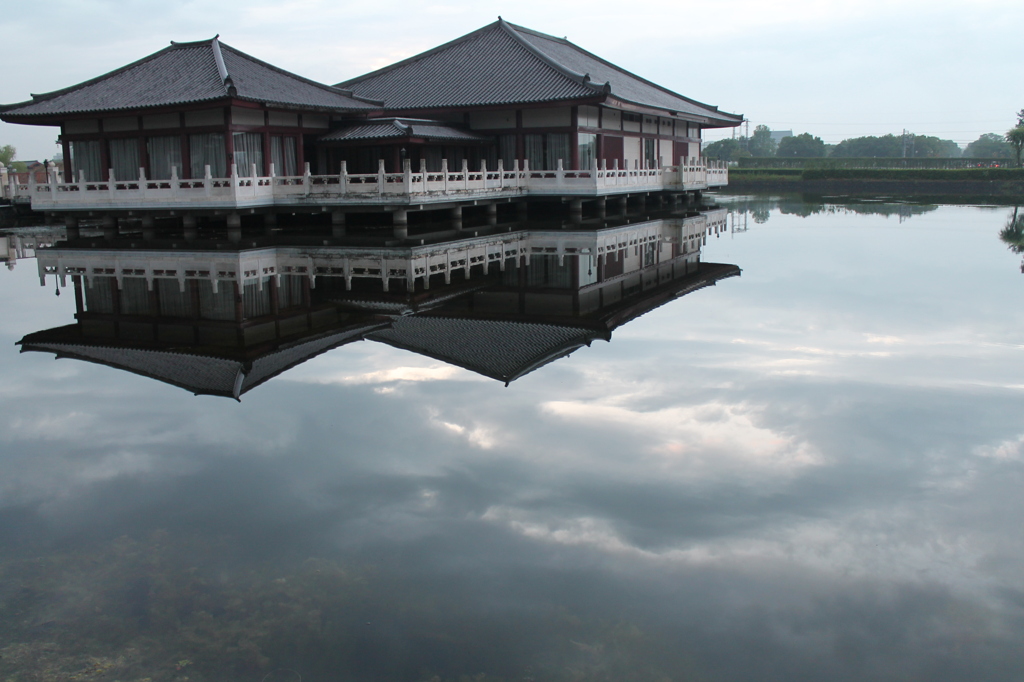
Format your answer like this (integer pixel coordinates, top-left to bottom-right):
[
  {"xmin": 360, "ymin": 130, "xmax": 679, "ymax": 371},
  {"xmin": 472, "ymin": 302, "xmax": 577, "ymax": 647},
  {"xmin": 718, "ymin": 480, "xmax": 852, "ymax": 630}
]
[
  {"xmin": 13, "ymin": 39, "xmax": 206, "ymax": 106},
  {"xmin": 496, "ymin": 19, "xmax": 608, "ymax": 95},
  {"xmin": 506, "ymin": 21, "xmax": 739, "ymax": 119},
  {"xmin": 217, "ymin": 41, "xmax": 385, "ymax": 107}
]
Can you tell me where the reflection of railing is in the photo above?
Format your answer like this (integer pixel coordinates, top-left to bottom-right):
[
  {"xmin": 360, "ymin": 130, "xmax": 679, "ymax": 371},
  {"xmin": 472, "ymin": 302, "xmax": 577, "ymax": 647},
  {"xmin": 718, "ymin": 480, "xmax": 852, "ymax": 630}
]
[
  {"xmin": 2, "ymin": 158, "xmax": 728, "ymax": 210},
  {"xmin": 36, "ymin": 210, "xmax": 728, "ymax": 296}
]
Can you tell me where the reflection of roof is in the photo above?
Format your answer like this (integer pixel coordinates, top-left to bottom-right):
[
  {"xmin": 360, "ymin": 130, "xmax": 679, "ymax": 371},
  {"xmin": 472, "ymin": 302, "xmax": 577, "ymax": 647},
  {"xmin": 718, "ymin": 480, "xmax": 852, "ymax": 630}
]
[
  {"xmin": 320, "ymin": 119, "xmax": 489, "ymax": 143},
  {"xmin": 368, "ymin": 316, "xmax": 603, "ymax": 384},
  {"xmin": 337, "ymin": 19, "xmax": 741, "ymax": 125},
  {"xmin": 19, "ymin": 321, "xmax": 385, "ymax": 399},
  {"xmin": 1, "ymin": 38, "xmax": 379, "ymax": 119}
]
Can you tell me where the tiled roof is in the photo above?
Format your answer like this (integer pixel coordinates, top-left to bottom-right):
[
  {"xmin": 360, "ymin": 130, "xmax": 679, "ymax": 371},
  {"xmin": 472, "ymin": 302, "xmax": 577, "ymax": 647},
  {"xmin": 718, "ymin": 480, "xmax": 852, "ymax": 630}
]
[
  {"xmin": 320, "ymin": 118, "xmax": 489, "ymax": 143},
  {"xmin": 335, "ymin": 21, "xmax": 600, "ymax": 109},
  {"xmin": 509, "ymin": 24, "xmax": 742, "ymax": 125},
  {"xmin": 1, "ymin": 37, "xmax": 379, "ymax": 119},
  {"xmin": 18, "ymin": 322, "xmax": 383, "ymax": 399},
  {"xmin": 337, "ymin": 19, "xmax": 741, "ymax": 125},
  {"xmin": 367, "ymin": 315, "xmax": 600, "ymax": 384}
]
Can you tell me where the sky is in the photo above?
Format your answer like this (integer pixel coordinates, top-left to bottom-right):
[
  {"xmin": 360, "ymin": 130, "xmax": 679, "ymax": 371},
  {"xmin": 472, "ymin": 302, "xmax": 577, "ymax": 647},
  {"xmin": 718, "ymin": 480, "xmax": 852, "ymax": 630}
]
[{"xmin": 1, "ymin": 0, "xmax": 1021, "ymax": 159}]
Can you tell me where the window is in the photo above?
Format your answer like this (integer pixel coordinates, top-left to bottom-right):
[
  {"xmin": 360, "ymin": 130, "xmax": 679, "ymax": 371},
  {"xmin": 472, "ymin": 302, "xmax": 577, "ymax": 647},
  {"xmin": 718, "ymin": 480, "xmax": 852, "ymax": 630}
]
[
  {"xmin": 545, "ymin": 133, "xmax": 570, "ymax": 170},
  {"xmin": 270, "ymin": 136, "xmax": 297, "ymax": 176},
  {"xmin": 69, "ymin": 140, "xmax": 102, "ymax": 182},
  {"xmin": 190, "ymin": 133, "xmax": 226, "ymax": 178},
  {"xmin": 498, "ymin": 135, "xmax": 517, "ymax": 169},
  {"xmin": 578, "ymin": 133, "xmax": 597, "ymax": 170},
  {"xmin": 232, "ymin": 132, "xmax": 264, "ymax": 177},
  {"xmin": 524, "ymin": 134, "xmax": 544, "ymax": 170},
  {"xmin": 146, "ymin": 135, "xmax": 182, "ymax": 180},
  {"xmin": 108, "ymin": 138, "xmax": 139, "ymax": 181},
  {"xmin": 643, "ymin": 139, "xmax": 656, "ymax": 168}
]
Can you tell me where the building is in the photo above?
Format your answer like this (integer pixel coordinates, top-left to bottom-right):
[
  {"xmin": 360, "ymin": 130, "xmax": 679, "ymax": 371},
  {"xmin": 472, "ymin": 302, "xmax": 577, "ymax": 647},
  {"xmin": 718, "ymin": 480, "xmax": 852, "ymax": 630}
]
[{"xmin": 0, "ymin": 20, "xmax": 741, "ymax": 233}]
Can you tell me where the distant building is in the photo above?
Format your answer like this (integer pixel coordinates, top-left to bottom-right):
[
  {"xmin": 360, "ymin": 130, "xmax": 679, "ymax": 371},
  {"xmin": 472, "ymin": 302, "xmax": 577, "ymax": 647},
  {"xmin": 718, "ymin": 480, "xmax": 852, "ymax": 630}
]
[{"xmin": 770, "ymin": 130, "xmax": 793, "ymax": 144}]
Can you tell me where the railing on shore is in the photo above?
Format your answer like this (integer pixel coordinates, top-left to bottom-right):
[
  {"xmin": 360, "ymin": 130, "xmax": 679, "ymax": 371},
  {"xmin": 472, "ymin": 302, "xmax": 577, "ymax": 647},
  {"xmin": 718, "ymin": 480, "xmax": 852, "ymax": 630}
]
[{"xmin": 0, "ymin": 159, "xmax": 727, "ymax": 211}]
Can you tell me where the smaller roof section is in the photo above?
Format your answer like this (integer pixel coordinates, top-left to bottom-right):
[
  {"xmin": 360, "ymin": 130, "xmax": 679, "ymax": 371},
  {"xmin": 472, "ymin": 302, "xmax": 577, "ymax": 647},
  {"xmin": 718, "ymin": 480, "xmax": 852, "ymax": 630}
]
[
  {"xmin": 1, "ymin": 36, "xmax": 381, "ymax": 122},
  {"xmin": 320, "ymin": 118, "xmax": 490, "ymax": 144}
]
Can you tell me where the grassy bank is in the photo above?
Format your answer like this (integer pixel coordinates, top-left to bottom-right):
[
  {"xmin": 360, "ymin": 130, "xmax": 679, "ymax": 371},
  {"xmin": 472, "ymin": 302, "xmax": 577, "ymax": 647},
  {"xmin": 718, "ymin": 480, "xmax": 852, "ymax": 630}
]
[{"xmin": 726, "ymin": 168, "xmax": 1024, "ymax": 197}]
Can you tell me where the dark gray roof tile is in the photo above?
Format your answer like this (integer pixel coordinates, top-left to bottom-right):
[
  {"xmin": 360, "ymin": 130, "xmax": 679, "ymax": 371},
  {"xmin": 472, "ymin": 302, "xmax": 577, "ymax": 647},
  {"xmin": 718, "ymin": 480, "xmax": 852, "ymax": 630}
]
[
  {"xmin": 2, "ymin": 38, "xmax": 378, "ymax": 119},
  {"xmin": 337, "ymin": 19, "xmax": 741, "ymax": 125},
  {"xmin": 336, "ymin": 22, "xmax": 599, "ymax": 109}
]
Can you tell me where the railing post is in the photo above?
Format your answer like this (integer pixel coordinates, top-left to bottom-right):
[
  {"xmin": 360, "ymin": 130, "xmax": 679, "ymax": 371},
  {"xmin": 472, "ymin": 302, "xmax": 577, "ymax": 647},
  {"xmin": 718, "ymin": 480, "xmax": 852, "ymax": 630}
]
[
  {"xmin": 339, "ymin": 160, "xmax": 348, "ymax": 195},
  {"xmin": 480, "ymin": 159, "xmax": 487, "ymax": 189},
  {"xmin": 170, "ymin": 165, "xmax": 179, "ymax": 200},
  {"xmin": 441, "ymin": 159, "xmax": 449, "ymax": 193},
  {"xmin": 269, "ymin": 162, "xmax": 276, "ymax": 179},
  {"xmin": 497, "ymin": 159, "xmax": 504, "ymax": 189},
  {"xmin": 512, "ymin": 159, "xmax": 519, "ymax": 189},
  {"xmin": 462, "ymin": 159, "xmax": 469, "ymax": 190},
  {"xmin": 419, "ymin": 159, "xmax": 427, "ymax": 193},
  {"xmin": 230, "ymin": 163, "xmax": 238, "ymax": 203},
  {"xmin": 403, "ymin": 158, "xmax": 412, "ymax": 194},
  {"xmin": 50, "ymin": 164, "xmax": 61, "ymax": 198},
  {"xmin": 556, "ymin": 159, "xmax": 564, "ymax": 189},
  {"xmin": 78, "ymin": 169, "xmax": 86, "ymax": 195},
  {"xmin": 204, "ymin": 164, "xmax": 212, "ymax": 198},
  {"xmin": 377, "ymin": 159, "xmax": 385, "ymax": 196},
  {"xmin": 522, "ymin": 159, "xmax": 529, "ymax": 190},
  {"xmin": 303, "ymin": 162, "xmax": 311, "ymax": 196}
]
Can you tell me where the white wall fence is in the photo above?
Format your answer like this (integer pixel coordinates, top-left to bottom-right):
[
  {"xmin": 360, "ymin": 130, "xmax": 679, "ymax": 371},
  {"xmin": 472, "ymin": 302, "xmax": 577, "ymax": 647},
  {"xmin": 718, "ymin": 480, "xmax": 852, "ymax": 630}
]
[
  {"xmin": 37, "ymin": 211, "xmax": 728, "ymax": 296},
  {"xmin": 1, "ymin": 158, "xmax": 728, "ymax": 213}
]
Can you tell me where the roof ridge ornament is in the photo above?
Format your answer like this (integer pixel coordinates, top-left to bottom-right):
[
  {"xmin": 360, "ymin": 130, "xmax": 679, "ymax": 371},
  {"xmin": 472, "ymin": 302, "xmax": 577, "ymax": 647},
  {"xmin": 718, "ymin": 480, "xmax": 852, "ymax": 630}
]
[{"xmin": 211, "ymin": 36, "xmax": 237, "ymax": 97}]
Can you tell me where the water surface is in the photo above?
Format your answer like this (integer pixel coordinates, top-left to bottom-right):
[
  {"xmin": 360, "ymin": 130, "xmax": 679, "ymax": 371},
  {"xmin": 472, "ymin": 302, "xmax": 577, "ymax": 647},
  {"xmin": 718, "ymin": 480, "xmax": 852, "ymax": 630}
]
[{"xmin": 1, "ymin": 197, "xmax": 1023, "ymax": 681}]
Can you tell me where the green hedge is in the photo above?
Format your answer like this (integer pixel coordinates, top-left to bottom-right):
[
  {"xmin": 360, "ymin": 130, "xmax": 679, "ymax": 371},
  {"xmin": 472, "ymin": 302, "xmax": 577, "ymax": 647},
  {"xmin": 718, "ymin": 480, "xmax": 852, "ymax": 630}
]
[
  {"xmin": 800, "ymin": 168, "xmax": 1024, "ymax": 181},
  {"xmin": 736, "ymin": 157, "xmax": 1018, "ymax": 170}
]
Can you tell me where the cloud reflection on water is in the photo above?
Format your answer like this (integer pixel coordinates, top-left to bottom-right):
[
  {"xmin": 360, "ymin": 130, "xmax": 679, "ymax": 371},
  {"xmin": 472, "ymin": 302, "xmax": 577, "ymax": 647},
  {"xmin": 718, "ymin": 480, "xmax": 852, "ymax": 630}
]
[{"xmin": 1, "ymin": 203, "xmax": 1024, "ymax": 680}]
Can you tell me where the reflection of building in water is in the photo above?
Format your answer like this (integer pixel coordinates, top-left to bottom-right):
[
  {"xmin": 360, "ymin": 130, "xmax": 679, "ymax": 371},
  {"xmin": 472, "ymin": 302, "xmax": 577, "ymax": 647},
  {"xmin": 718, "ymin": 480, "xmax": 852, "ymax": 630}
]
[
  {"xmin": 21, "ymin": 210, "xmax": 738, "ymax": 396},
  {"xmin": 0, "ymin": 228, "xmax": 65, "ymax": 269}
]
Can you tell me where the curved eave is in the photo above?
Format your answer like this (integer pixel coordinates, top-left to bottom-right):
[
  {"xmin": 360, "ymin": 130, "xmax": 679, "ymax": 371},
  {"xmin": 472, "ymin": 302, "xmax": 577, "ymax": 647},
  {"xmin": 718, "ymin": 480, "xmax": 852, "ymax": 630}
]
[{"xmin": 18, "ymin": 343, "xmax": 241, "ymax": 399}]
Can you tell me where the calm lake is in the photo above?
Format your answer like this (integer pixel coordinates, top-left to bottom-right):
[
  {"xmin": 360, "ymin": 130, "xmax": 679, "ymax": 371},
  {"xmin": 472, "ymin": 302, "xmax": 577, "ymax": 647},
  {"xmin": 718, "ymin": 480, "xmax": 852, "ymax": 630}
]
[{"xmin": 2, "ymin": 195, "xmax": 1023, "ymax": 681}]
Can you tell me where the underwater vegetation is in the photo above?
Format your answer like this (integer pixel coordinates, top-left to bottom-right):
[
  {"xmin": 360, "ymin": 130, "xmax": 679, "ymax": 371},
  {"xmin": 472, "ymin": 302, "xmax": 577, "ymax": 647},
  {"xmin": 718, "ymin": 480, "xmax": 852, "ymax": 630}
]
[{"xmin": 0, "ymin": 531, "xmax": 677, "ymax": 682}]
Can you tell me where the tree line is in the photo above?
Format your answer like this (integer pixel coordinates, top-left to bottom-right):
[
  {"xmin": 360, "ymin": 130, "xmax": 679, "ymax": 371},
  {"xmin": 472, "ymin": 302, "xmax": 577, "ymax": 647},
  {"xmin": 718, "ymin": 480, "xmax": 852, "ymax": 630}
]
[{"xmin": 705, "ymin": 112, "xmax": 1024, "ymax": 165}]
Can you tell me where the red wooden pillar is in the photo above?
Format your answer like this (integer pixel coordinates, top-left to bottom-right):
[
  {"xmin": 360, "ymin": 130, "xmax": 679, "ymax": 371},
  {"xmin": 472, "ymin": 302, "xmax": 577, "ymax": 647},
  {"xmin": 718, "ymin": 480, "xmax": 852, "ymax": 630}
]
[
  {"xmin": 139, "ymin": 134, "xmax": 150, "ymax": 181},
  {"xmin": 515, "ymin": 110, "xmax": 524, "ymax": 165},
  {"xmin": 570, "ymin": 106, "xmax": 579, "ymax": 170},
  {"xmin": 180, "ymin": 131, "xmax": 192, "ymax": 179},
  {"xmin": 61, "ymin": 133, "xmax": 73, "ymax": 183},
  {"xmin": 263, "ymin": 128, "xmax": 272, "ymax": 176}
]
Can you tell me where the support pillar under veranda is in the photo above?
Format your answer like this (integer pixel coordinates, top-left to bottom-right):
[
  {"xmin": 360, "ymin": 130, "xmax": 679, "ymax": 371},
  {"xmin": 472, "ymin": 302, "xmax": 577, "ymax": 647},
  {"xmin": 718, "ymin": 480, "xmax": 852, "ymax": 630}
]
[{"xmin": 392, "ymin": 209, "xmax": 408, "ymax": 239}]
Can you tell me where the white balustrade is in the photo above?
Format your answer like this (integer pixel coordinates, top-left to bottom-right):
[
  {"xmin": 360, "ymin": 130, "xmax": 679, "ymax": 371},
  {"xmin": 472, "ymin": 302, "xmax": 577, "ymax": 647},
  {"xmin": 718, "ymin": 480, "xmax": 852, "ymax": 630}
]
[{"xmin": 12, "ymin": 157, "xmax": 726, "ymax": 211}]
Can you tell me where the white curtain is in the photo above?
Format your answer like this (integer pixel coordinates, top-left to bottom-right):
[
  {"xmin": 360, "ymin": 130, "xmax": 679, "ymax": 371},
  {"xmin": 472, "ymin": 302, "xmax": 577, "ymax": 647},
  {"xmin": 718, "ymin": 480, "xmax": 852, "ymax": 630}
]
[
  {"xmin": 271, "ymin": 136, "xmax": 297, "ymax": 176},
  {"xmin": 524, "ymin": 134, "xmax": 544, "ymax": 170},
  {"xmin": 233, "ymin": 133, "xmax": 264, "ymax": 177},
  {"xmin": 157, "ymin": 279, "xmax": 194, "ymax": 318},
  {"xmin": 119, "ymin": 278, "xmax": 151, "ymax": 315},
  {"xmin": 546, "ymin": 133, "xmax": 570, "ymax": 171},
  {"xmin": 243, "ymin": 278, "xmax": 272, "ymax": 317},
  {"xmin": 147, "ymin": 135, "xmax": 182, "ymax": 180},
  {"xmin": 189, "ymin": 133, "xmax": 226, "ymax": 178},
  {"xmin": 108, "ymin": 138, "xmax": 139, "ymax": 181},
  {"xmin": 70, "ymin": 140, "xmax": 102, "ymax": 182},
  {"xmin": 198, "ymin": 280, "xmax": 235, "ymax": 321}
]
